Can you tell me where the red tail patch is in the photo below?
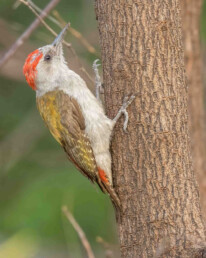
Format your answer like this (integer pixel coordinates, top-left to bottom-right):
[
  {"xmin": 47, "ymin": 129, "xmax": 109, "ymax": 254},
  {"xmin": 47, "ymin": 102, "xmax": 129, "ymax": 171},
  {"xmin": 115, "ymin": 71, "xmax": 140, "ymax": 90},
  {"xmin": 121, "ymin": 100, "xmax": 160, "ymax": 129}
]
[
  {"xmin": 23, "ymin": 49, "xmax": 43, "ymax": 90},
  {"xmin": 98, "ymin": 168, "xmax": 109, "ymax": 183}
]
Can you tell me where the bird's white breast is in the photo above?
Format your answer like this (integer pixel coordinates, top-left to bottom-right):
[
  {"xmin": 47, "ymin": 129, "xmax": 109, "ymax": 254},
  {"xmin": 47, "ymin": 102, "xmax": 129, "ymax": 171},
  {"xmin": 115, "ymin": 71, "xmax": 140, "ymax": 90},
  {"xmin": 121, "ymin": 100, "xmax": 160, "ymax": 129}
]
[
  {"xmin": 61, "ymin": 71, "xmax": 114, "ymax": 182},
  {"xmin": 62, "ymin": 71, "xmax": 113, "ymax": 148}
]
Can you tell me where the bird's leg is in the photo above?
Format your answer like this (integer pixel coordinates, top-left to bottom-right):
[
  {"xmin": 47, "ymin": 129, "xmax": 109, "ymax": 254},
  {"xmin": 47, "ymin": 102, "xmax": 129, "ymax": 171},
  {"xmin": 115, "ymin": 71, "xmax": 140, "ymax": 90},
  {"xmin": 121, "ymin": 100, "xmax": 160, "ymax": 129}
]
[
  {"xmin": 112, "ymin": 95, "xmax": 136, "ymax": 132},
  {"xmin": 93, "ymin": 59, "xmax": 136, "ymax": 131},
  {"xmin": 93, "ymin": 59, "xmax": 104, "ymax": 102}
]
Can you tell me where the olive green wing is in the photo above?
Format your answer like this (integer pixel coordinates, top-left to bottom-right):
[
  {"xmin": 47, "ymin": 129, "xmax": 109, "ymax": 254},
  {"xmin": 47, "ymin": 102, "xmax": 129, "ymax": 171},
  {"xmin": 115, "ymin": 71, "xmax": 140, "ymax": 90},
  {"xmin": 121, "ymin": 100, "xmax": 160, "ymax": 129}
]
[
  {"xmin": 37, "ymin": 90, "xmax": 98, "ymax": 181},
  {"xmin": 54, "ymin": 90, "xmax": 98, "ymax": 182}
]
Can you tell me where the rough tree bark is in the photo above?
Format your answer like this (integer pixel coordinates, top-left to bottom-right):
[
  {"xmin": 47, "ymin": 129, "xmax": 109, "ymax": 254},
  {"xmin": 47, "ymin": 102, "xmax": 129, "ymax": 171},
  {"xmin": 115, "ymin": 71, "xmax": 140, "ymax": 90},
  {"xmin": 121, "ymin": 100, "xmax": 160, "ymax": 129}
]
[
  {"xmin": 95, "ymin": 0, "xmax": 206, "ymax": 257},
  {"xmin": 181, "ymin": 0, "xmax": 206, "ymax": 221}
]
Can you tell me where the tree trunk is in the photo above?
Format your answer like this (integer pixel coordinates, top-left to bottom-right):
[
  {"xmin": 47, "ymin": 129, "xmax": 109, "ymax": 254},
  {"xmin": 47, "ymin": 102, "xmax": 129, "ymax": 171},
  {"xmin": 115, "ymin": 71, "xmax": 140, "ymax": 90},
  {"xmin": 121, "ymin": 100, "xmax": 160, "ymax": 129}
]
[
  {"xmin": 95, "ymin": 0, "xmax": 206, "ymax": 257},
  {"xmin": 181, "ymin": 0, "xmax": 206, "ymax": 222}
]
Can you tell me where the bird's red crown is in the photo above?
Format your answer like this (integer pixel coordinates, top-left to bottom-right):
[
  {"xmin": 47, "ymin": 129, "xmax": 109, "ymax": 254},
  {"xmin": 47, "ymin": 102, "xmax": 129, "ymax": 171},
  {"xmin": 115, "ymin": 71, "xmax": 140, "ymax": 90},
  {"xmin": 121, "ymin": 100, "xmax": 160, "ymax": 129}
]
[{"xmin": 23, "ymin": 49, "xmax": 43, "ymax": 90}]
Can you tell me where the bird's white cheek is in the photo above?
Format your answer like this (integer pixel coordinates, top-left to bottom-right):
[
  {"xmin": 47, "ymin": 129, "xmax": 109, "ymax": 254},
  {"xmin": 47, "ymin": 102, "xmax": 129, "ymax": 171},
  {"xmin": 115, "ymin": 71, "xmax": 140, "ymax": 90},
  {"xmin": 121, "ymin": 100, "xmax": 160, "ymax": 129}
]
[
  {"xmin": 36, "ymin": 64, "xmax": 46, "ymax": 83},
  {"xmin": 35, "ymin": 63, "xmax": 62, "ymax": 96}
]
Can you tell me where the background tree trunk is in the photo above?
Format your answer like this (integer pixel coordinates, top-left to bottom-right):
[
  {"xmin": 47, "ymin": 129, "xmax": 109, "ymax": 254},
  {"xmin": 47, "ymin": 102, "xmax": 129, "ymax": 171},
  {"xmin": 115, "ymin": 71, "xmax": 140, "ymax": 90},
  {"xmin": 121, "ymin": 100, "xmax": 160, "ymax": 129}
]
[
  {"xmin": 95, "ymin": 0, "xmax": 206, "ymax": 257},
  {"xmin": 181, "ymin": 0, "xmax": 206, "ymax": 222}
]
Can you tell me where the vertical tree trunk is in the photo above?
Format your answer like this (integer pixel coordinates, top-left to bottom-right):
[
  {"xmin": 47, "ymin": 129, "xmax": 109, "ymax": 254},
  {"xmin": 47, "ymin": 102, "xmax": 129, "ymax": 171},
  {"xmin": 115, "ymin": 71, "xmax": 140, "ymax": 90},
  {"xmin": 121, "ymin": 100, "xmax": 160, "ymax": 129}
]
[
  {"xmin": 181, "ymin": 0, "xmax": 206, "ymax": 221},
  {"xmin": 95, "ymin": 0, "xmax": 206, "ymax": 257}
]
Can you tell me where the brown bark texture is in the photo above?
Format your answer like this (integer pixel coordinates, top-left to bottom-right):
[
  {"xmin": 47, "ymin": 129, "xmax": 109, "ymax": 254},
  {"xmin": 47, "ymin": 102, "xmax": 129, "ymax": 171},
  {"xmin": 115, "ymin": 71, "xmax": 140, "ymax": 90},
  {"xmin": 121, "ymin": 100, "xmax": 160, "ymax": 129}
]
[
  {"xmin": 95, "ymin": 0, "xmax": 206, "ymax": 257},
  {"xmin": 181, "ymin": 0, "xmax": 206, "ymax": 221}
]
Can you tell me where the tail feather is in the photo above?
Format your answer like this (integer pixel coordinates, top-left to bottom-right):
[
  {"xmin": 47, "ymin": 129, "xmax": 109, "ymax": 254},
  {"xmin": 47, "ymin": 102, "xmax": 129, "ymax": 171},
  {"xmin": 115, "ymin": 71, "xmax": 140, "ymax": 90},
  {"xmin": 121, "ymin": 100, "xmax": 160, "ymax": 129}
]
[
  {"xmin": 67, "ymin": 157, "xmax": 121, "ymax": 209},
  {"xmin": 97, "ymin": 168, "xmax": 121, "ymax": 210}
]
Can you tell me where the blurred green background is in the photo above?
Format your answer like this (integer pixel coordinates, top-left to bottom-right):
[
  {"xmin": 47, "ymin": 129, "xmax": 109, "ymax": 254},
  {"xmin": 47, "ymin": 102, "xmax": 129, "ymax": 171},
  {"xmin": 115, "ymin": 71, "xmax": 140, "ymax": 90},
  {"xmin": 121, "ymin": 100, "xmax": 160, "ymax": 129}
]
[
  {"xmin": 0, "ymin": 1, "xmax": 118, "ymax": 257},
  {"xmin": 1, "ymin": 1, "xmax": 206, "ymax": 257}
]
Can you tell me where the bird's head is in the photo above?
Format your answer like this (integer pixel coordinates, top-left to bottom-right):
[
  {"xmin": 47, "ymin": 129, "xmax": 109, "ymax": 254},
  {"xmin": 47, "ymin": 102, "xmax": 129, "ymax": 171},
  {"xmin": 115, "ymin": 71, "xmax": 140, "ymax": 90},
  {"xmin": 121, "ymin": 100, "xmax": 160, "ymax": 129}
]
[{"xmin": 23, "ymin": 24, "xmax": 69, "ymax": 91}]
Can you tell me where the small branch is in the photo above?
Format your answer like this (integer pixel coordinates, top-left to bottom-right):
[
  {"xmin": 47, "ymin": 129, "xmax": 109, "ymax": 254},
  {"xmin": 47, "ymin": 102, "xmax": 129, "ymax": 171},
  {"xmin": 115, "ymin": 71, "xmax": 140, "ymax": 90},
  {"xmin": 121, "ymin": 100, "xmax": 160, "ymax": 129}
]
[
  {"xmin": 0, "ymin": 0, "xmax": 60, "ymax": 68},
  {"xmin": 19, "ymin": 0, "xmax": 95, "ymax": 85},
  {"xmin": 96, "ymin": 236, "xmax": 115, "ymax": 258},
  {"xmin": 53, "ymin": 10, "xmax": 98, "ymax": 55},
  {"xmin": 28, "ymin": 0, "xmax": 60, "ymax": 26},
  {"xmin": 80, "ymin": 67, "xmax": 95, "ymax": 84},
  {"xmin": 62, "ymin": 206, "xmax": 95, "ymax": 258},
  {"xmin": 23, "ymin": 1, "xmax": 98, "ymax": 55},
  {"xmin": 19, "ymin": 0, "xmax": 71, "ymax": 48}
]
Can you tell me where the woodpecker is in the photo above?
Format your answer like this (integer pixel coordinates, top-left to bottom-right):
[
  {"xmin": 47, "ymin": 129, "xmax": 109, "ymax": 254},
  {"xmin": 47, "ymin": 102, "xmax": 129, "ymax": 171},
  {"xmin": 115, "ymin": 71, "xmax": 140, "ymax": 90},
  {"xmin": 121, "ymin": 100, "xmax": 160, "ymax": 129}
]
[{"xmin": 23, "ymin": 24, "xmax": 135, "ymax": 208}]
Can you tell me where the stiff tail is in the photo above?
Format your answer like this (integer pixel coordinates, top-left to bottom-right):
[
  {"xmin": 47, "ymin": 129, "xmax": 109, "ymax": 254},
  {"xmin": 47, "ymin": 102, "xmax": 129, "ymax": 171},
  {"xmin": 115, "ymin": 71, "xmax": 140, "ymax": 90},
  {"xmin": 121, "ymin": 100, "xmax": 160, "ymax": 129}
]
[{"xmin": 97, "ymin": 168, "xmax": 121, "ymax": 210}]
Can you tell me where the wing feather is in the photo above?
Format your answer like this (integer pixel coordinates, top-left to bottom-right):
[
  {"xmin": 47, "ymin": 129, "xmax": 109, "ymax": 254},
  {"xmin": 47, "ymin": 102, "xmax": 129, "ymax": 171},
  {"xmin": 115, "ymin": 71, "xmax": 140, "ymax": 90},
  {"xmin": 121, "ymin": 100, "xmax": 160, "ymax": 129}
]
[{"xmin": 37, "ymin": 90, "xmax": 97, "ymax": 181}]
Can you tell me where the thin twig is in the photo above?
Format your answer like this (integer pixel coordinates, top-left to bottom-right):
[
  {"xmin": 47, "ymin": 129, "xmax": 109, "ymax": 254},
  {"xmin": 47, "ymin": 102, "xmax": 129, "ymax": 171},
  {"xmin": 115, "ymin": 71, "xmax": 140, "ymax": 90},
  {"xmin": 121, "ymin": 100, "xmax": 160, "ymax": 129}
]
[
  {"xmin": 62, "ymin": 206, "xmax": 95, "ymax": 258},
  {"xmin": 13, "ymin": 0, "xmax": 22, "ymax": 9},
  {"xmin": 24, "ymin": 1, "xmax": 98, "ymax": 55},
  {"xmin": 96, "ymin": 237, "xmax": 115, "ymax": 258},
  {"xmin": 20, "ymin": 0, "xmax": 96, "ymax": 85},
  {"xmin": 0, "ymin": 0, "xmax": 60, "ymax": 68},
  {"xmin": 29, "ymin": 0, "xmax": 60, "ymax": 26},
  {"xmin": 19, "ymin": 0, "xmax": 71, "ymax": 48},
  {"xmin": 80, "ymin": 67, "xmax": 95, "ymax": 84},
  {"xmin": 53, "ymin": 10, "xmax": 98, "ymax": 55}
]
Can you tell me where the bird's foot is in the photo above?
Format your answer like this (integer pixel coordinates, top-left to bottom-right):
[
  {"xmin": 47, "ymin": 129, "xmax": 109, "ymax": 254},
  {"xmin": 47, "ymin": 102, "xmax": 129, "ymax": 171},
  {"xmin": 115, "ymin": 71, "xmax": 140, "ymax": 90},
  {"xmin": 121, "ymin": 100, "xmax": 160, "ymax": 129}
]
[{"xmin": 113, "ymin": 94, "xmax": 136, "ymax": 132}]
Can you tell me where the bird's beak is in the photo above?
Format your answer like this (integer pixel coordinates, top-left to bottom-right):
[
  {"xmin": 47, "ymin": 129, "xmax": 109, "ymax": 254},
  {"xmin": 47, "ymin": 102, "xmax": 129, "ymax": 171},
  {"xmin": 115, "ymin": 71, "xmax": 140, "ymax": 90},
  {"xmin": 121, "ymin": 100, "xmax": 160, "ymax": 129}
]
[{"xmin": 52, "ymin": 23, "xmax": 70, "ymax": 48}]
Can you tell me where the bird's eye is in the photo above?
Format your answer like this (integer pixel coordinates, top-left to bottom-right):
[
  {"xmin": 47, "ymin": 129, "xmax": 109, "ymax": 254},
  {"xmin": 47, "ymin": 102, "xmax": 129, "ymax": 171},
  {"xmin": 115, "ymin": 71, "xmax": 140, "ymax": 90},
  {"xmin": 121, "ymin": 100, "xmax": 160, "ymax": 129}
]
[{"xmin": 44, "ymin": 54, "xmax": 51, "ymax": 61}]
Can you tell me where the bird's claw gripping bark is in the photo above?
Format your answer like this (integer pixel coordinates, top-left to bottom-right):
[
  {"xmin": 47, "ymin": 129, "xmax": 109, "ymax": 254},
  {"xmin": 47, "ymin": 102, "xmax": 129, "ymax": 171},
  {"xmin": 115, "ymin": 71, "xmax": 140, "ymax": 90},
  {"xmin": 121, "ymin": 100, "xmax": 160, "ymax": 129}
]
[
  {"xmin": 93, "ymin": 58, "xmax": 136, "ymax": 131},
  {"xmin": 93, "ymin": 59, "xmax": 104, "ymax": 101},
  {"xmin": 113, "ymin": 94, "xmax": 136, "ymax": 132}
]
